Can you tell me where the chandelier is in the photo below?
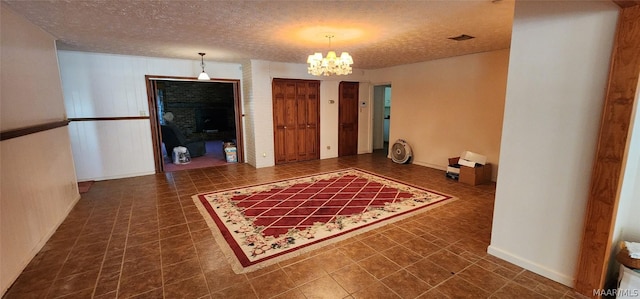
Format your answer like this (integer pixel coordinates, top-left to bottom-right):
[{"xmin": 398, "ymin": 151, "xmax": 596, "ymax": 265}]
[{"xmin": 307, "ymin": 35, "xmax": 353, "ymax": 76}]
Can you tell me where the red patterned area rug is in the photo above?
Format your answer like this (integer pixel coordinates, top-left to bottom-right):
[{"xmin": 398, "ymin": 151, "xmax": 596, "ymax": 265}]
[{"xmin": 192, "ymin": 168, "xmax": 455, "ymax": 273}]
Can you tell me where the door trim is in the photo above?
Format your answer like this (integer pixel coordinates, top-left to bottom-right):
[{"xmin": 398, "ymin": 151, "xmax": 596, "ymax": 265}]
[
  {"xmin": 574, "ymin": 4, "xmax": 640, "ymax": 296},
  {"xmin": 145, "ymin": 75, "xmax": 244, "ymax": 172}
]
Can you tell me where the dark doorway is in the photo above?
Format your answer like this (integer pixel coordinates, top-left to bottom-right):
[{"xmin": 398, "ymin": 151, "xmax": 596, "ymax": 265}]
[
  {"xmin": 146, "ymin": 76, "xmax": 243, "ymax": 172},
  {"xmin": 373, "ymin": 84, "xmax": 392, "ymax": 155},
  {"xmin": 338, "ymin": 81, "xmax": 359, "ymax": 157}
]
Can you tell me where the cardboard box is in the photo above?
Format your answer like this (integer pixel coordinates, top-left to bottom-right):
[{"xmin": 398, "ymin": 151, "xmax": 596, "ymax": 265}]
[
  {"xmin": 448, "ymin": 151, "xmax": 492, "ymax": 186},
  {"xmin": 458, "ymin": 159, "xmax": 476, "ymax": 168},
  {"xmin": 458, "ymin": 151, "xmax": 487, "ymax": 166},
  {"xmin": 459, "ymin": 163, "xmax": 492, "ymax": 186}
]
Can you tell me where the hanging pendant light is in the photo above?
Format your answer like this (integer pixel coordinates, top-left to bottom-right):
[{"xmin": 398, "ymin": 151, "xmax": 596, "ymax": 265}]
[
  {"xmin": 197, "ymin": 52, "xmax": 210, "ymax": 80},
  {"xmin": 307, "ymin": 35, "xmax": 353, "ymax": 76}
]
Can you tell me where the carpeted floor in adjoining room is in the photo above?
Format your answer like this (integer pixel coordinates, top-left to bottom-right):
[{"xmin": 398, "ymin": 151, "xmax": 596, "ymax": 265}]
[
  {"xmin": 4, "ymin": 150, "xmax": 581, "ymax": 298},
  {"xmin": 163, "ymin": 140, "xmax": 232, "ymax": 172}
]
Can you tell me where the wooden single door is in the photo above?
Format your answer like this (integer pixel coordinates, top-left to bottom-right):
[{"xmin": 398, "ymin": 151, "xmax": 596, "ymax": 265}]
[
  {"xmin": 273, "ymin": 80, "xmax": 298, "ymax": 163},
  {"xmin": 272, "ymin": 79, "xmax": 320, "ymax": 164},
  {"xmin": 296, "ymin": 81, "xmax": 320, "ymax": 161},
  {"xmin": 339, "ymin": 81, "xmax": 359, "ymax": 156}
]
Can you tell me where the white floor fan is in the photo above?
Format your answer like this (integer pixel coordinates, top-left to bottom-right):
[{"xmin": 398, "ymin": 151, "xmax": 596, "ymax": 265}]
[{"xmin": 391, "ymin": 139, "xmax": 412, "ymax": 164}]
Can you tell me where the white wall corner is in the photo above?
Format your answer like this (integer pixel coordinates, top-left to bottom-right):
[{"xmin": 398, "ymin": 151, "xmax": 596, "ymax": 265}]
[
  {"xmin": 489, "ymin": 0, "xmax": 619, "ymax": 287},
  {"xmin": 487, "ymin": 245, "xmax": 575, "ymax": 287}
]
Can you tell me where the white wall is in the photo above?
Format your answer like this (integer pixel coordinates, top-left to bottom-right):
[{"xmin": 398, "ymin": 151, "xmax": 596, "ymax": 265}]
[
  {"xmin": 358, "ymin": 83, "xmax": 373, "ymax": 154},
  {"xmin": 320, "ymin": 82, "xmax": 340, "ymax": 159},
  {"xmin": 245, "ymin": 60, "xmax": 369, "ymax": 167},
  {"xmin": 245, "ymin": 60, "xmax": 276, "ymax": 167},
  {"xmin": 489, "ymin": 1, "xmax": 619, "ymax": 286},
  {"xmin": 368, "ymin": 50, "xmax": 509, "ymax": 179},
  {"xmin": 241, "ymin": 60, "xmax": 257, "ymax": 166},
  {"xmin": 57, "ymin": 51, "xmax": 242, "ymax": 180},
  {"xmin": 0, "ymin": 5, "xmax": 80, "ymax": 295},
  {"xmin": 58, "ymin": 52, "xmax": 373, "ymax": 175},
  {"xmin": 243, "ymin": 57, "xmax": 512, "ymax": 166},
  {"xmin": 63, "ymin": 50, "xmax": 505, "ymax": 175}
]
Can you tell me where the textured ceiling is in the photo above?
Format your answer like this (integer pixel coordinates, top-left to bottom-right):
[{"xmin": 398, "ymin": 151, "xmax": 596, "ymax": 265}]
[{"xmin": 3, "ymin": 0, "xmax": 515, "ymax": 69}]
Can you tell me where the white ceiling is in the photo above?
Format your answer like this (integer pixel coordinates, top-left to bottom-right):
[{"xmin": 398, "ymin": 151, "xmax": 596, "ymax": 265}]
[{"xmin": 3, "ymin": 0, "xmax": 515, "ymax": 70}]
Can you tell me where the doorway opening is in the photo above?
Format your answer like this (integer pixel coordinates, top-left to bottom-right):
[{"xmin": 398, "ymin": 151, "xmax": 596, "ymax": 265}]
[
  {"xmin": 146, "ymin": 76, "xmax": 243, "ymax": 173},
  {"xmin": 338, "ymin": 81, "xmax": 359, "ymax": 157},
  {"xmin": 373, "ymin": 84, "xmax": 391, "ymax": 155}
]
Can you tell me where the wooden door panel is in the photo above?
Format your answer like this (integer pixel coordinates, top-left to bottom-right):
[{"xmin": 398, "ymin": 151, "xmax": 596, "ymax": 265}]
[
  {"xmin": 297, "ymin": 127, "xmax": 307, "ymax": 160},
  {"xmin": 272, "ymin": 80, "xmax": 286, "ymax": 163},
  {"xmin": 284, "ymin": 83, "xmax": 298, "ymax": 162},
  {"xmin": 285, "ymin": 127, "xmax": 298, "ymax": 162},
  {"xmin": 296, "ymin": 83, "xmax": 308, "ymax": 127},
  {"xmin": 272, "ymin": 79, "xmax": 320, "ymax": 164},
  {"xmin": 306, "ymin": 125, "xmax": 317, "ymax": 158},
  {"xmin": 284, "ymin": 83, "xmax": 297, "ymax": 127},
  {"xmin": 275, "ymin": 127, "xmax": 286, "ymax": 163},
  {"xmin": 306, "ymin": 98, "xmax": 319, "ymax": 159},
  {"xmin": 296, "ymin": 82, "xmax": 308, "ymax": 160},
  {"xmin": 307, "ymin": 83, "xmax": 319, "ymax": 122},
  {"xmin": 339, "ymin": 82, "xmax": 359, "ymax": 157},
  {"xmin": 273, "ymin": 83, "xmax": 284, "ymax": 125},
  {"xmin": 302, "ymin": 82, "xmax": 317, "ymax": 160}
]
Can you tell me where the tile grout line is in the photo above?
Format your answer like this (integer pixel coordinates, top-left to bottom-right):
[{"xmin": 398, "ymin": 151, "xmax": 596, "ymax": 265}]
[
  {"xmin": 90, "ymin": 194, "xmax": 125, "ymax": 298},
  {"xmin": 157, "ymin": 187, "xmax": 167, "ymax": 299},
  {"xmin": 42, "ymin": 201, "xmax": 96, "ymax": 299},
  {"xmin": 182, "ymin": 171, "xmax": 215, "ymax": 298},
  {"xmin": 12, "ymin": 157, "xmax": 567, "ymax": 299},
  {"xmin": 113, "ymin": 194, "xmax": 135, "ymax": 298}
]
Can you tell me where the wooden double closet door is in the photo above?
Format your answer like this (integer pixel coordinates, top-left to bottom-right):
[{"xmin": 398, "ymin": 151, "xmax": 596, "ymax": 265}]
[{"xmin": 272, "ymin": 79, "xmax": 320, "ymax": 164}]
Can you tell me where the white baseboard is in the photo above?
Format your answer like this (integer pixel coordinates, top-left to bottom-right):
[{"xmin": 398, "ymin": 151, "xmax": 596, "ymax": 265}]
[
  {"xmin": 412, "ymin": 160, "xmax": 447, "ymax": 171},
  {"xmin": 487, "ymin": 245, "xmax": 575, "ymax": 287},
  {"xmin": 2, "ymin": 193, "xmax": 82, "ymax": 296},
  {"xmin": 80, "ymin": 170, "xmax": 156, "ymax": 181},
  {"xmin": 412, "ymin": 160, "xmax": 498, "ymax": 182}
]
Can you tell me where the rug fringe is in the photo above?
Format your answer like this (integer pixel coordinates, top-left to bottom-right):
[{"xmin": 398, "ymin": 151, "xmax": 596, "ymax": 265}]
[
  {"xmin": 235, "ymin": 195, "xmax": 457, "ymax": 273},
  {"xmin": 192, "ymin": 194, "xmax": 246, "ymax": 273}
]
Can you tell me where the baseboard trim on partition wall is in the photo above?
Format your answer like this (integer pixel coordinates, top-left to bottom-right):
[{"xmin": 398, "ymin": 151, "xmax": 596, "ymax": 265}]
[
  {"xmin": 412, "ymin": 161, "xmax": 447, "ymax": 171},
  {"xmin": 79, "ymin": 170, "xmax": 157, "ymax": 182},
  {"xmin": 1, "ymin": 193, "xmax": 82, "ymax": 296},
  {"xmin": 487, "ymin": 245, "xmax": 575, "ymax": 287}
]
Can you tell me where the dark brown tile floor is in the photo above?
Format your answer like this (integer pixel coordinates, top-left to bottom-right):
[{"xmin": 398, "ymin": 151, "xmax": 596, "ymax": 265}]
[{"xmin": 4, "ymin": 151, "xmax": 586, "ymax": 298}]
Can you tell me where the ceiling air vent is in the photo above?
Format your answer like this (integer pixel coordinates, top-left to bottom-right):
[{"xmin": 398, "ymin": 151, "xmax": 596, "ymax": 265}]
[{"xmin": 448, "ymin": 34, "xmax": 475, "ymax": 41}]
